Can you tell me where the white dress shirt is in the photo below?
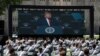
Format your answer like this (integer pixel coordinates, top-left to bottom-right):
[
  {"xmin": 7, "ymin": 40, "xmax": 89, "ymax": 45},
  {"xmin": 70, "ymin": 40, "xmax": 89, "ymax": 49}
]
[{"xmin": 46, "ymin": 18, "xmax": 51, "ymax": 26}]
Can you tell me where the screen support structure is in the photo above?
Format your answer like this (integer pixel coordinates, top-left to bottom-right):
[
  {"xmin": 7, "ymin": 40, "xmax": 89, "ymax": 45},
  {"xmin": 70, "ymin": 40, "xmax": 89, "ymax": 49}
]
[{"xmin": 8, "ymin": 5, "xmax": 94, "ymax": 38}]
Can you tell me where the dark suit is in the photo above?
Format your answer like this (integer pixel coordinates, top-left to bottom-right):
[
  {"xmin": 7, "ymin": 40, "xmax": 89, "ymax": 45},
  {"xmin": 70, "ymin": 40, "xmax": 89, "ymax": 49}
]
[
  {"xmin": 36, "ymin": 17, "xmax": 61, "ymax": 26},
  {"xmin": 35, "ymin": 17, "xmax": 63, "ymax": 34}
]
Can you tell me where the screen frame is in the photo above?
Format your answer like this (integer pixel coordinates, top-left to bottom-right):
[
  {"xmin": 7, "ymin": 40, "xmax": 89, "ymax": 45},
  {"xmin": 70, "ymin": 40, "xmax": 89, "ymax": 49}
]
[
  {"xmin": 0, "ymin": 20, "xmax": 4, "ymax": 35},
  {"xmin": 8, "ymin": 5, "xmax": 94, "ymax": 38}
]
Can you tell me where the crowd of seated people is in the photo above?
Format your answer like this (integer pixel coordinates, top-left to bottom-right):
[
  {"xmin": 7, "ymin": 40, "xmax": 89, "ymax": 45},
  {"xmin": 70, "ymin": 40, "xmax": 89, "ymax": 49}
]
[{"xmin": 2, "ymin": 37, "xmax": 100, "ymax": 56}]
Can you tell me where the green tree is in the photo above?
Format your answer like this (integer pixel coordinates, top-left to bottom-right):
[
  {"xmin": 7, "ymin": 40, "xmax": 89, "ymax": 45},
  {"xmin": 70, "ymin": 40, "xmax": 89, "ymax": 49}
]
[{"xmin": 0, "ymin": 0, "xmax": 22, "ymax": 15}]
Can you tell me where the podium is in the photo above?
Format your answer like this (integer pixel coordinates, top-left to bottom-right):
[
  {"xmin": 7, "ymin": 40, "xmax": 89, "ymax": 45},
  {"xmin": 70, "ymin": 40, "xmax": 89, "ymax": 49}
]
[{"xmin": 35, "ymin": 26, "xmax": 63, "ymax": 34}]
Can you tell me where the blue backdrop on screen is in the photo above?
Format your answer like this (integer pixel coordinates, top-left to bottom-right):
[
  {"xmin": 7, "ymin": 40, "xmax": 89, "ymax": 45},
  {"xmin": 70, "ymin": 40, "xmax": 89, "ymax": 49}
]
[{"xmin": 18, "ymin": 10, "xmax": 85, "ymax": 35}]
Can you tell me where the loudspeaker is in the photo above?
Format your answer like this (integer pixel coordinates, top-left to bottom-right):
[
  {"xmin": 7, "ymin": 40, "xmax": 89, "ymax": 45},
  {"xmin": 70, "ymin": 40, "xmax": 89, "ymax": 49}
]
[{"xmin": 0, "ymin": 20, "xmax": 4, "ymax": 35}]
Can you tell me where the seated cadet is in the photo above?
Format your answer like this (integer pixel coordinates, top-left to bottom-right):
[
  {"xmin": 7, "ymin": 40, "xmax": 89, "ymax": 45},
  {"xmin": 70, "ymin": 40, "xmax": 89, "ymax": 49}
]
[
  {"xmin": 3, "ymin": 40, "xmax": 10, "ymax": 49},
  {"xmin": 59, "ymin": 37, "xmax": 63, "ymax": 43},
  {"xmin": 6, "ymin": 38, "xmax": 14, "ymax": 46},
  {"xmin": 83, "ymin": 48, "xmax": 89, "ymax": 56},
  {"xmin": 9, "ymin": 48, "xmax": 17, "ymax": 56},
  {"xmin": 42, "ymin": 45, "xmax": 50, "ymax": 53},
  {"xmin": 14, "ymin": 41, "xmax": 22, "ymax": 51},
  {"xmin": 91, "ymin": 44, "xmax": 99, "ymax": 55},
  {"xmin": 17, "ymin": 46, "xmax": 27, "ymax": 56},
  {"xmin": 78, "ymin": 50, "xmax": 84, "ymax": 56},
  {"xmin": 3, "ymin": 44, "xmax": 14, "ymax": 56},
  {"xmin": 73, "ymin": 43, "xmax": 81, "ymax": 56},
  {"xmin": 24, "ymin": 41, "xmax": 35, "ymax": 56},
  {"xmin": 20, "ymin": 38, "xmax": 27, "ymax": 47},
  {"xmin": 59, "ymin": 47, "xmax": 66, "ymax": 56},
  {"xmin": 51, "ymin": 47, "xmax": 59, "ymax": 56},
  {"xmin": 81, "ymin": 40, "xmax": 86, "ymax": 47},
  {"xmin": 52, "ymin": 38, "xmax": 57, "ymax": 45},
  {"xmin": 24, "ymin": 40, "xmax": 34, "ymax": 51},
  {"xmin": 37, "ymin": 48, "xmax": 43, "ymax": 56},
  {"xmin": 70, "ymin": 43, "xmax": 76, "ymax": 52},
  {"xmin": 37, "ymin": 48, "xmax": 47, "ymax": 56},
  {"xmin": 78, "ymin": 47, "xmax": 87, "ymax": 56},
  {"xmin": 66, "ymin": 45, "xmax": 72, "ymax": 56},
  {"xmin": 95, "ymin": 41, "xmax": 100, "ymax": 52}
]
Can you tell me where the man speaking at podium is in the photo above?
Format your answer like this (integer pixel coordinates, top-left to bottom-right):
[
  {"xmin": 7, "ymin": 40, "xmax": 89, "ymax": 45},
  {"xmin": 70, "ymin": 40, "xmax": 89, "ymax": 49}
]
[{"xmin": 35, "ymin": 11, "xmax": 63, "ymax": 34}]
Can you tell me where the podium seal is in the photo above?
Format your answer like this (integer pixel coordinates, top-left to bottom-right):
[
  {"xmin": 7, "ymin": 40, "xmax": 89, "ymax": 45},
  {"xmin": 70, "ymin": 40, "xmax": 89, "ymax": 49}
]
[{"xmin": 45, "ymin": 27, "xmax": 55, "ymax": 34}]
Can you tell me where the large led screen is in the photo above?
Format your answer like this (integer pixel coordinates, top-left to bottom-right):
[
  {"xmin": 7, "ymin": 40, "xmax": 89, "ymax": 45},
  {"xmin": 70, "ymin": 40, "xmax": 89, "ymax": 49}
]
[{"xmin": 17, "ymin": 10, "xmax": 85, "ymax": 35}]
